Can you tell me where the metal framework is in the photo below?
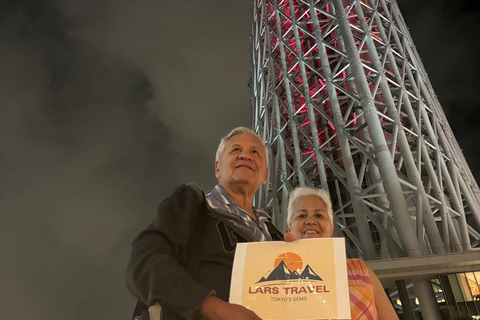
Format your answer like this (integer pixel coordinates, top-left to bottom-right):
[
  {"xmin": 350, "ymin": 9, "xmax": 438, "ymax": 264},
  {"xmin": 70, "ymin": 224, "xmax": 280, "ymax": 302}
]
[{"xmin": 251, "ymin": 0, "xmax": 480, "ymax": 261}]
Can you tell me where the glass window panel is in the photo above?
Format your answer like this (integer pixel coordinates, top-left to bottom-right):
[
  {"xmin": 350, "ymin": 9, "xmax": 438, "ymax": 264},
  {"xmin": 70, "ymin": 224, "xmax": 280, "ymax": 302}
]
[
  {"xmin": 449, "ymin": 273, "xmax": 465, "ymax": 302},
  {"xmin": 457, "ymin": 273, "xmax": 474, "ymax": 302}
]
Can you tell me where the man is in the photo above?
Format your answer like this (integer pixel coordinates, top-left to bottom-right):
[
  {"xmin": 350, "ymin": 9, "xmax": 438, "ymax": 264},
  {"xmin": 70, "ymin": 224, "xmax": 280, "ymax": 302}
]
[{"xmin": 126, "ymin": 127, "xmax": 283, "ymax": 320}]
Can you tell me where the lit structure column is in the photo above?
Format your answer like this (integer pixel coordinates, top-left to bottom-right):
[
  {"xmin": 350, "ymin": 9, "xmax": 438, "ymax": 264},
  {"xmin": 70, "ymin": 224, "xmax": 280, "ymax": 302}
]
[
  {"xmin": 413, "ymin": 277, "xmax": 442, "ymax": 320},
  {"xmin": 251, "ymin": 0, "xmax": 480, "ymax": 316}
]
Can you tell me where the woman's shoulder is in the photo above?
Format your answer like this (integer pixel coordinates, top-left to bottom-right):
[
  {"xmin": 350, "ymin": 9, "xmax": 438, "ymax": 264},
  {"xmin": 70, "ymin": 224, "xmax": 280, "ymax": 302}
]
[
  {"xmin": 347, "ymin": 258, "xmax": 367, "ymax": 266},
  {"xmin": 346, "ymin": 258, "xmax": 369, "ymax": 273}
]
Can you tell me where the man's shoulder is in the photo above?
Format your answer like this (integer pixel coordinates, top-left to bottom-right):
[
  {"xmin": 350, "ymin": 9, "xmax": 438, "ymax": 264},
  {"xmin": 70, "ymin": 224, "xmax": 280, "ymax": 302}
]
[
  {"xmin": 184, "ymin": 183, "xmax": 205, "ymax": 198},
  {"xmin": 155, "ymin": 184, "xmax": 207, "ymax": 216},
  {"xmin": 169, "ymin": 183, "xmax": 205, "ymax": 201}
]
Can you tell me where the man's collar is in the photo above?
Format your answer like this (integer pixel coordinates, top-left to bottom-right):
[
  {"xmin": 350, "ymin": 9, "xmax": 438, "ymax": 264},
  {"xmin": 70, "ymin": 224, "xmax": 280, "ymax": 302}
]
[
  {"xmin": 214, "ymin": 185, "xmax": 236, "ymax": 206},
  {"xmin": 213, "ymin": 184, "xmax": 271, "ymax": 220}
]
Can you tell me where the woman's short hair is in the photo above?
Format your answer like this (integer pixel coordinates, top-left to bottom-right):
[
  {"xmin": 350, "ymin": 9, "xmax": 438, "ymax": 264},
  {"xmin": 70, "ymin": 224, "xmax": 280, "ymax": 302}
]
[
  {"xmin": 215, "ymin": 126, "xmax": 269, "ymax": 168},
  {"xmin": 287, "ymin": 187, "xmax": 333, "ymax": 226}
]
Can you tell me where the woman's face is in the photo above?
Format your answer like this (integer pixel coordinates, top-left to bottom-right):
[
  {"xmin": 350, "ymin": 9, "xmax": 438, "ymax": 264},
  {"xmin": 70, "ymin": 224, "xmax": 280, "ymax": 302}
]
[{"xmin": 287, "ymin": 195, "xmax": 333, "ymax": 239}]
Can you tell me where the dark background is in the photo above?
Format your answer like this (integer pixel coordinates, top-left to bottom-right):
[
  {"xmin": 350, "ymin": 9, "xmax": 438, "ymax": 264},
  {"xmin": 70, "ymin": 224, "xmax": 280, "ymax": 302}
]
[{"xmin": 1, "ymin": 1, "xmax": 479, "ymax": 319}]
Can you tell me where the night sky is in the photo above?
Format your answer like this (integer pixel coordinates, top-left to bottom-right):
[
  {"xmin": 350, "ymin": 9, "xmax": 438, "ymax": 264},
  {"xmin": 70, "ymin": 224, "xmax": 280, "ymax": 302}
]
[{"xmin": 1, "ymin": 1, "xmax": 479, "ymax": 319}]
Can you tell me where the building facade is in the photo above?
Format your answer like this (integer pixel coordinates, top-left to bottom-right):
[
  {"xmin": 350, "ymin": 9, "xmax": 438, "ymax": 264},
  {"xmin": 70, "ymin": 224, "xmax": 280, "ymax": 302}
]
[{"xmin": 250, "ymin": 0, "xmax": 480, "ymax": 318}]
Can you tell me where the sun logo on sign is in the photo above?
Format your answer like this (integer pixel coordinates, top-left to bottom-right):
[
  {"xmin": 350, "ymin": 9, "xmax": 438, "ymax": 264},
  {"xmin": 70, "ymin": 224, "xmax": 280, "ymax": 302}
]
[
  {"xmin": 257, "ymin": 252, "xmax": 322, "ymax": 283},
  {"xmin": 274, "ymin": 252, "xmax": 303, "ymax": 273}
]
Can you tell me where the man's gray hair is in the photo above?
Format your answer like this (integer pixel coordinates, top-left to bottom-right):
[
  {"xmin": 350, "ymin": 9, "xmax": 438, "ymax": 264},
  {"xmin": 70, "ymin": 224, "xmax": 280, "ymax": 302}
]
[
  {"xmin": 215, "ymin": 126, "xmax": 269, "ymax": 168},
  {"xmin": 286, "ymin": 187, "xmax": 333, "ymax": 226}
]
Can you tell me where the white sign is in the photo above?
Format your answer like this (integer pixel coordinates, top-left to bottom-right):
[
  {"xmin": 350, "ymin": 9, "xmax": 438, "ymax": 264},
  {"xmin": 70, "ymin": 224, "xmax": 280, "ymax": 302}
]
[{"xmin": 230, "ymin": 238, "xmax": 351, "ymax": 320}]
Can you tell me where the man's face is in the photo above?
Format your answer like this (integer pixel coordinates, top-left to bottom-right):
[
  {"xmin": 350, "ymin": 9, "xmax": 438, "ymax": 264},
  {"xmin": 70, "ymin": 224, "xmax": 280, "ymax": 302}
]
[{"xmin": 215, "ymin": 133, "xmax": 268, "ymax": 192}]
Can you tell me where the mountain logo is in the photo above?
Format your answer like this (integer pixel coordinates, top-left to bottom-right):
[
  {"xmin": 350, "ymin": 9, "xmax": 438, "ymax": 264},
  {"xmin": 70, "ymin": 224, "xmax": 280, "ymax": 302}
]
[{"xmin": 256, "ymin": 252, "xmax": 323, "ymax": 283}]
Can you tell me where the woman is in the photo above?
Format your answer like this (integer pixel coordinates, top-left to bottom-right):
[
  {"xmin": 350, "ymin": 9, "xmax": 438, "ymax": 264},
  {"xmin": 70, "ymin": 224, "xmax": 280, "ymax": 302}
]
[{"xmin": 285, "ymin": 187, "xmax": 399, "ymax": 320}]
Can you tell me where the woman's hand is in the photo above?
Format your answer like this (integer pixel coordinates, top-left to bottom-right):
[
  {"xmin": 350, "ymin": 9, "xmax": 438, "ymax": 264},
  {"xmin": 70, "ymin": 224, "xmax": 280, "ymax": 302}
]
[
  {"xmin": 283, "ymin": 232, "xmax": 296, "ymax": 242},
  {"xmin": 200, "ymin": 296, "xmax": 262, "ymax": 320}
]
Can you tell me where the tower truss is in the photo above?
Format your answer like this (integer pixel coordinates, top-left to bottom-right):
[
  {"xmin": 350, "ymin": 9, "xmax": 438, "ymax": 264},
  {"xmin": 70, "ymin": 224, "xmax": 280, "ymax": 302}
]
[{"xmin": 252, "ymin": 0, "xmax": 480, "ymax": 260}]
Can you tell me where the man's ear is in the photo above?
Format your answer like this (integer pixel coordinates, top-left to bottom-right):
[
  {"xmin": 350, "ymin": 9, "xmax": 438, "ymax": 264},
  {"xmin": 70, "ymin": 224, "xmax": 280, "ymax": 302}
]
[
  {"xmin": 262, "ymin": 167, "xmax": 268, "ymax": 184},
  {"xmin": 215, "ymin": 161, "xmax": 220, "ymax": 179},
  {"xmin": 286, "ymin": 225, "xmax": 291, "ymax": 233}
]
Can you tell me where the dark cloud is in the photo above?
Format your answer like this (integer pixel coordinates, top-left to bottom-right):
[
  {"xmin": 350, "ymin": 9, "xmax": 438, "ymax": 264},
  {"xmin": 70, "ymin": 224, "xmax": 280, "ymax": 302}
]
[
  {"xmin": 0, "ymin": 1, "xmax": 179, "ymax": 318},
  {"xmin": 399, "ymin": 0, "xmax": 480, "ymax": 181},
  {"xmin": 1, "ymin": 1, "xmax": 478, "ymax": 319},
  {"xmin": 1, "ymin": 0, "xmax": 252, "ymax": 319}
]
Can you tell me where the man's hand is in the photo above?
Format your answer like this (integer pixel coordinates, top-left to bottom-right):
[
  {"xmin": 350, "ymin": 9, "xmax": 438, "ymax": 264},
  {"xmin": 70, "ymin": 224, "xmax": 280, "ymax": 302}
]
[
  {"xmin": 200, "ymin": 296, "xmax": 262, "ymax": 320},
  {"xmin": 283, "ymin": 232, "xmax": 296, "ymax": 242}
]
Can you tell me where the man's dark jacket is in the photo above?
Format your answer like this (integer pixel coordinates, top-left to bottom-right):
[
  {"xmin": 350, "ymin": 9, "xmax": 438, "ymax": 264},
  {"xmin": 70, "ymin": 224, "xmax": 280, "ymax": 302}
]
[{"xmin": 126, "ymin": 184, "xmax": 283, "ymax": 320}]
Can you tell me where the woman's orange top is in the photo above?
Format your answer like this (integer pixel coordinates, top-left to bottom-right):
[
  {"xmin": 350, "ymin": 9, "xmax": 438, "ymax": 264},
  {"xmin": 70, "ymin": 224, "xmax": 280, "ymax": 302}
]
[{"xmin": 347, "ymin": 258, "xmax": 378, "ymax": 320}]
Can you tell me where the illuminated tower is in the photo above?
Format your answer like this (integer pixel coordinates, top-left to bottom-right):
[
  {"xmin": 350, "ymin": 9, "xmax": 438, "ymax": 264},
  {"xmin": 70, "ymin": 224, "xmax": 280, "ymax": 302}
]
[{"xmin": 251, "ymin": 0, "xmax": 480, "ymax": 318}]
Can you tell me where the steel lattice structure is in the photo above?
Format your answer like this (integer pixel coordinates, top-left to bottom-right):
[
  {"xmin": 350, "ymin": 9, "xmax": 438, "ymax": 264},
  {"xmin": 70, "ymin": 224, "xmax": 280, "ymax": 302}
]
[{"xmin": 251, "ymin": 0, "xmax": 480, "ymax": 261}]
